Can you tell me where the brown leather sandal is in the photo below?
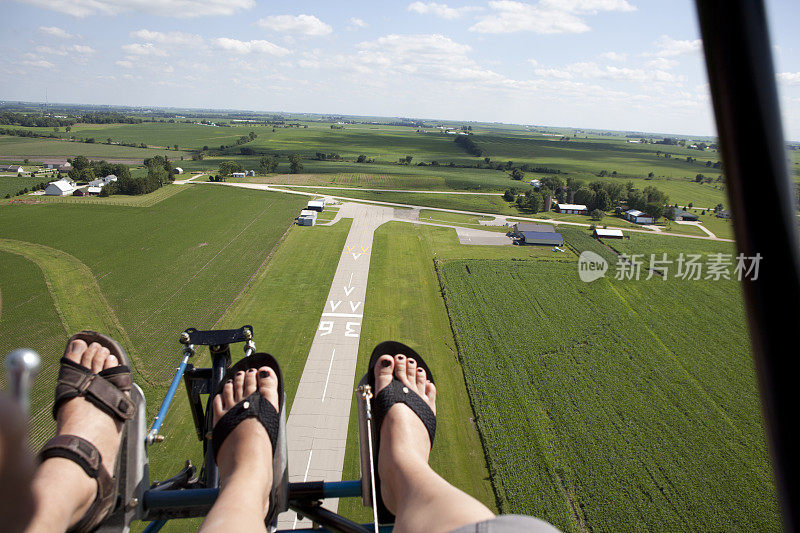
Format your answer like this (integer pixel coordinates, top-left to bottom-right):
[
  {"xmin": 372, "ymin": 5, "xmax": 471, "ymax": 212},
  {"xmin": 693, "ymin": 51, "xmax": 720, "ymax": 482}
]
[{"xmin": 39, "ymin": 331, "xmax": 136, "ymax": 533}]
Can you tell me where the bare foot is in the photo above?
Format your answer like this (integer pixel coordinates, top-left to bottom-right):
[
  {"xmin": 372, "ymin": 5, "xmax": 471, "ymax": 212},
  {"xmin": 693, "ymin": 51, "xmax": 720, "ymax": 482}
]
[
  {"xmin": 211, "ymin": 366, "xmax": 279, "ymax": 518},
  {"xmin": 374, "ymin": 353, "xmax": 437, "ymax": 513},
  {"xmin": 33, "ymin": 340, "xmax": 126, "ymax": 528}
]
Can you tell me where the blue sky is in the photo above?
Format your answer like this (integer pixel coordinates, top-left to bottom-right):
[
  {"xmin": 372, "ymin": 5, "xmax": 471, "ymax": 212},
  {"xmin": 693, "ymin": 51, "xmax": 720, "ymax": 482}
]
[{"xmin": 2, "ymin": 0, "xmax": 799, "ymax": 138}]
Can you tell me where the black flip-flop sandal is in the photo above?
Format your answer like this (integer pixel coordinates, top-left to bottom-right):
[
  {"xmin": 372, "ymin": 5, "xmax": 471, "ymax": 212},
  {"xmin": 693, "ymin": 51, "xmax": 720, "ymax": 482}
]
[
  {"xmin": 210, "ymin": 353, "xmax": 289, "ymax": 529},
  {"xmin": 357, "ymin": 341, "xmax": 436, "ymax": 524},
  {"xmin": 39, "ymin": 331, "xmax": 137, "ymax": 533}
]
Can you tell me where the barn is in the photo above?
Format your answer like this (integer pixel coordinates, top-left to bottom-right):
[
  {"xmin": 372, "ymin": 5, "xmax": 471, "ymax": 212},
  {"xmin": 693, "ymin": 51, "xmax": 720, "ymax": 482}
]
[
  {"xmin": 668, "ymin": 209, "xmax": 699, "ymax": 221},
  {"xmin": 45, "ymin": 180, "xmax": 75, "ymax": 196},
  {"xmin": 173, "ymin": 167, "xmax": 184, "ymax": 175},
  {"xmin": 520, "ymin": 231, "xmax": 564, "ymax": 246}
]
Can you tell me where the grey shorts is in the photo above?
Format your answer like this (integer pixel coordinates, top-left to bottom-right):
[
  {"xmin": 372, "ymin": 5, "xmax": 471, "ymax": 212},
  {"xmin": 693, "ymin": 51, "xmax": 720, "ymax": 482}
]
[{"xmin": 449, "ymin": 515, "xmax": 561, "ymax": 533}]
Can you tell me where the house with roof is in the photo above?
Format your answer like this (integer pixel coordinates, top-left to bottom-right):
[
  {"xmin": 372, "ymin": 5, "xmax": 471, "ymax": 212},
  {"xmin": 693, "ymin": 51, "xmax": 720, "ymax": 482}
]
[
  {"xmin": 624, "ymin": 209, "xmax": 654, "ymax": 224},
  {"xmin": 667, "ymin": 208, "xmax": 699, "ymax": 221},
  {"xmin": 3, "ymin": 165, "xmax": 24, "ymax": 174},
  {"xmin": 716, "ymin": 209, "xmax": 732, "ymax": 219},
  {"xmin": 512, "ymin": 222, "xmax": 555, "ymax": 235},
  {"xmin": 555, "ymin": 203, "xmax": 588, "ymax": 215}
]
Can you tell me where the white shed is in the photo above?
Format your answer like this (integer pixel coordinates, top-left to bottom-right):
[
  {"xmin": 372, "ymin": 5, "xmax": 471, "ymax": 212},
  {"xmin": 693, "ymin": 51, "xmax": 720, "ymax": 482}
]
[
  {"xmin": 45, "ymin": 180, "xmax": 75, "ymax": 196},
  {"xmin": 173, "ymin": 167, "xmax": 184, "ymax": 175},
  {"xmin": 307, "ymin": 200, "xmax": 325, "ymax": 212},
  {"xmin": 297, "ymin": 215, "xmax": 316, "ymax": 226},
  {"xmin": 556, "ymin": 203, "xmax": 588, "ymax": 215},
  {"xmin": 231, "ymin": 172, "xmax": 246, "ymax": 178}
]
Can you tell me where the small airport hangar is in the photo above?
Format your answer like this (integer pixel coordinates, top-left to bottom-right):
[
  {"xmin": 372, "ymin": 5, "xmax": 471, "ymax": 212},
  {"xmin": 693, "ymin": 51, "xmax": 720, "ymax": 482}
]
[
  {"xmin": 513, "ymin": 222, "xmax": 555, "ymax": 235},
  {"xmin": 519, "ymin": 231, "xmax": 563, "ymax": 246}
]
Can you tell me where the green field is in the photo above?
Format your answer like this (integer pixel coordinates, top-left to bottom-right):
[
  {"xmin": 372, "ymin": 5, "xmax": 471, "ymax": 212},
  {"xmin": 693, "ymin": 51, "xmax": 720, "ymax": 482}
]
[
  {"xmin": 0, "ymin": 186, "xmax": 305, "ymax": 445},
  {"xmin": 0, "ymin": 135, "xmax": 188, "ymax": 159},
  {"xmin": 438, "ymin": 257, "xmax": 779, "ymax": 531},
  {"xmin": 0, "ymin": 176, "xmax": 49, "ymax": 198}
]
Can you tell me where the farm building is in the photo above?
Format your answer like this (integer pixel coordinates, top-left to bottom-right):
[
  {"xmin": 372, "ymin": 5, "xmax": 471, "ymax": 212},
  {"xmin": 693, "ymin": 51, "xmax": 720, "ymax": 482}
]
[
  {"xmin": 668, "ymin": 209, "xmax": 699, "ymax": 221},
  {"xmin": 231, "ymin": 172, "xmax": 245, "ymax": 178},
  {"xmin": 87, "ymin": 186, "xmax": 102, "ymax": 195},
  {"xmin": 556, "ymin": 203, "xmax": 588, "ymax": 215},
  {"xmin": 57, "ymin": 163, "xmax": 72, "ymax": 172},
  {"xmin": 624, "ymin": 209, "xmax": 654, "ymax": 224},
  {"xmin": 529, "ymin": 179, "xmax": 541, "ymax": 188},
  {"xmin": 520, "ymin": 231, "xmax": 564, "ymax": 246},
  {"xmin": 73, "ymin": 188, "xmax": 89, "ymax": 197},
  {"xmin": 247, "ymin": 170, "xmax": 255, "ymax": 177},
  {"xmin": 717, "ymin": 209, "xmax": 732, "ymax": 219},
  {"xmin": 45, "ymin": 180, "xmax": 75, "ymax": 196},
  {"xmin": 307, "ymin": 200, "xmax": 325, "ymax": 212},
  {"xmin": 593, "ymin": 228, "xmax": 624, "ymax": 239},
  {"xmin": 173, "ymin": 167, "xmax": 184, "ymax": 175},
  {"xmin": 513, "ymin": 222, "xmax": 555, "ymax": 235},
  {"xmin": 3, "ymin": 165, "xmax": 24, "ymax": 173}
]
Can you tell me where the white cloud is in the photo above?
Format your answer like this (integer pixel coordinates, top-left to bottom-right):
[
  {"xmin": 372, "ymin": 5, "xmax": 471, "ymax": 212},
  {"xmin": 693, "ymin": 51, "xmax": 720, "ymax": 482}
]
[
  {"xmin": 645, "ymin": 57, "xmax": 677, "ymax": 70},
  {"xmin": 16, "ymin": 0, "xmax": 254, "ymax": 18},
  {"xmin": 407, "ymin": 2, "xmax": 480, "ymax": 19},
  {"xmin": 470, "ymin": 0, "xmax": 634, "ymax": 34},
  {"xmin": 34, "ymin": 44, "xmax": 94, "ymax": 56},
  {"xmin": 256, "ymin": 14, "xmax": 332, "ymax": 36},
  {"xmin": 650, "ymin": 35, "xmax": 701, "ymax": 57},
  {"xmin": 349, "ymin": 17, "xmax": 368, "ymax": 28},
  {"xmin": 599, "ymin": 51, "xmax": 626, "ymax": 62},
  {"xmin": 21, "ymin": 59, "xmax": 55, "ymax": 68},
  {"xmin": 527, "ymin": 58, "xmax": 539, "ymax": 67},
  {"xmin": 356, "ymin": 34, "xmax": 505, "ymax": 82},
  {"xmin": 116, "ymin": 59, "xmax": 134, "ymax": 68},
  {"xmin": 38, "ymin": 26, "xmax": 74, "ymax": 38},
  {"xmin": 35, "ymin": 45, "xmax": 68, "ymax": 56},
  {"xmin": 211, "ymin": 38, "xmax": 290, "ymax": 56},
  {"xmin": 130, "ymin": 29, "xmax": 203, "ymax": 47},
  {"xmin": 69, "ymin": 44, "xmax": 95, "ymax": 54},
  {"xmin": 122, "ymin": 43, "xmax": 167, "ymax": 56},
  {"xmin": 778, "ymin": 72, "xmax": 800, "ymax": 86},
  {"xmin": 534, "ymin": 61, "xmax": 681, "ymax": 84}
]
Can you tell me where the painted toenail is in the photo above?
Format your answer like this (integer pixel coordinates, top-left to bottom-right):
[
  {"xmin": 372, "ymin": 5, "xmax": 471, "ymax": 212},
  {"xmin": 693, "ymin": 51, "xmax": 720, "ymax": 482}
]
[
  {"xmin": 397, "ymin": 355, "xmax": 404, "ymax": 360},
  {"xmin": 247, "ymin": 368, "xmax": 255, "ymax": 373},
  {"xmin": 381, "ymin": 360, "xmax": 391, "ymax": 367},
  {"xmin": 402, "ymin": 386, "xmax": 409, "ymax": 393},
  {"xmin": 418, "ymin": 368, "xmax": 424, "ymax": 373},
  {"xmin": 259, "ymin": 370, "xmax": 268, "ymax": 378},
  {"xmin": 227, "ymin": 379, "xmax": 232, "ymax": 384}
]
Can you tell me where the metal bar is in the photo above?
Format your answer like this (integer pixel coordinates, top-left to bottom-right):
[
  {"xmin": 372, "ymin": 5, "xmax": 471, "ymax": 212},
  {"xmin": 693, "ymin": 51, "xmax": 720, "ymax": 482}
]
[
  {"xmin": 143, "ymin": 481, "xmax": 363, "ymax": 513},
  {"xmin": 141, "ymin": 520, "xmax": 167, "ymax": 533},
  {"xmin": 695, "ymin": 1, "xmax": 800, "ymax": 531},
  {"xmin": 204, "ymin": 345, "xmax": 231, "ymax": 488},
  {"xmin": 147, "ymin": 352, "xmax": 191, "ymax": 443},
  {"xmin": 289, "ymin": 502, "xmax": 371, "ymax": 533},
  {"xmin": 290, "ymin": 526, "xmax": 393, "ymax": 533}
]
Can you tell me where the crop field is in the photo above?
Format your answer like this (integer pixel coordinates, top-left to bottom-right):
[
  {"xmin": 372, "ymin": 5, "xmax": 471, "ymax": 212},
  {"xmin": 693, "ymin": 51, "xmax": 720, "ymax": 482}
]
[
  {"xmin": 231, "ymin": 172, "xmax": 447, "ymax": 190},
  {"xmin": 438, "ymin": 257, "xmax": 779, "ymax": 532},
  {"xmin": 0, "ymin": 186, "xmax": 306, "ymax": 446},
  {"xmin": 0, "ymin": 135, "xmax": 188, "ymax": 160},
  {"xmin": 0, "ymin": 176, "xmax": 50, "ymax": 198},
  {"xmin": 474, "ymin": 134, "xmax": 723, "ymax": 180}
]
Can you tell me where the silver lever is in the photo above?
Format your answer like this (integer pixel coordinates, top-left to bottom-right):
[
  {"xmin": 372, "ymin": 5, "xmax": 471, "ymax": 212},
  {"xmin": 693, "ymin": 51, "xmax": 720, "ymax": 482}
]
[
  {"xmin": 5, "ymin": 348, "xmax": 42, "ymax": 417},
  {"xmin": 357, "ymin": 384, "xmax": 380, "ymax": 533}
]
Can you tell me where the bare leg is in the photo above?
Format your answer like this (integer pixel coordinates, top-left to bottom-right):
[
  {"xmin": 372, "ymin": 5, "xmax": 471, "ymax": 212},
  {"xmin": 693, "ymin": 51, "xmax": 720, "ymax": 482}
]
[
  {"xmin": 25, "ymin": 340, "xmax": 124, "ymax": 533},
  {"xmin": 375, "ymin": 353, "xmax": 495, "ymax": 533},
  {"xmin": 199, "ymin": 366, "xmax": 278, "ymax": 533}
]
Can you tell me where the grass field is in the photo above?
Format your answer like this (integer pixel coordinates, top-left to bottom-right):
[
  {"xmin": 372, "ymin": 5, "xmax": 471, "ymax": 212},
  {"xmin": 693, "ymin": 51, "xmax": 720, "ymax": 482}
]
[
  {"xmin": 438, "ymin": 257, "xmax": 779, "ymax": 531},
  {"xmin": 0, "ymin": 135, "xmax": 188, "ymax": 159},
  {"xmin": 26, "ymin": 184, "xmax": 187, "ymax": 207},
  {"xmin": 0, "ymin": 186, "xmax": 305, "ymax": 446},
  {"xmin": 339, "ymin": 222, "xmax": 500, "ymax": 523}
]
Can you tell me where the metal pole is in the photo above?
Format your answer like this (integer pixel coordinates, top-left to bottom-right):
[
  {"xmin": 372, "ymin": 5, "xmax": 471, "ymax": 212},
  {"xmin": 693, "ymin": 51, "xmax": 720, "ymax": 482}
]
[
  {"xmin": 4, "ymin": 348, "xmax": 41, "ymax": 417},
  {"xmin": 695, "ymin": 1, "xmax": 800, "ymax": 530}
]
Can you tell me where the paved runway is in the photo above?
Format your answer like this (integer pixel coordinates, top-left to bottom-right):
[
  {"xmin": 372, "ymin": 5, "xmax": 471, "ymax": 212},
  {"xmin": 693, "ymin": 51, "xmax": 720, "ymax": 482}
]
[{"xmin": 277, "ymin": 203, "xmax": 393, "ymax": 529}]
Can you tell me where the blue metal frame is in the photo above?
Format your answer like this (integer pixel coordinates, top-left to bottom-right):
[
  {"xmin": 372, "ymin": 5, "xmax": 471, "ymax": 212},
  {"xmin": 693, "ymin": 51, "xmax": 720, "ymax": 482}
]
[{"xmin": 137, "ymin": 331, "xmax": 386, "ymax": 533}]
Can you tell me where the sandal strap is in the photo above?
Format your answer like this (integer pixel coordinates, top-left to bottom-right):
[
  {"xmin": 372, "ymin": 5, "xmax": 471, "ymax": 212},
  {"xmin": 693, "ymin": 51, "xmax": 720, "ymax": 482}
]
[
  {"xmin": 40, "ymin": 435, "xmax": 115, "ymax": 533},
  {"xmin": 374, "ymin": 379, "xmax": 436, "ymax": 445},
  {"xmin": 212, "ymin": 391, "xmax": 279, "ymax": 460},
  {"xmin": 53, "ymin": 358, "xmax": 135, "ymax": 421}
]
